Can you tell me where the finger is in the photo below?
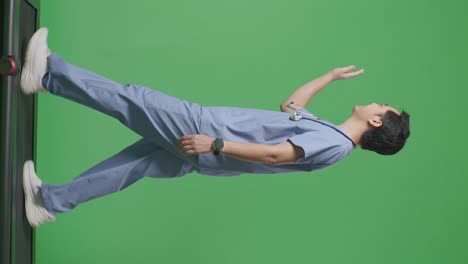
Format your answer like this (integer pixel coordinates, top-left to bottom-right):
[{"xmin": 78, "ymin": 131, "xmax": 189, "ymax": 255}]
[
  {"xmin": 182, "ymin": 146, "xmax": 195, "ymax": 154},
  {"xmin": 179, "ymin": 141, "xmax": 189, "ymax": 152},
  {"xmin": 344, "ymin": 65, "xmax": 355, "ymax": 72},
  {"xmin": 181, "ymin": 146, "xmax": 192, "ymax": 155},
  {"xmin": 179, "ymin": 135, "xmax": 194, "ymax": 141},
  {"xmin": 179, "ymin": 138, "xmax": 190, "ymax": 144},
  {"xmin": 344, "ymin": 69, "xmax": 364, "ymax": 78},
  {"xmin": 178, "ymin": 137, "xmax": 194, "ymax": 147},
  {"xmin": 181, "ymin": 143, "xmax": 192, "ymax": 152},
  {"xmin": 180, "ymin": 143, "xmax": 192, "ymax": 151},
  {"xmin": 183, "ymin": 136, "xmax": 195, "ymax": 141},
  {"xmin": 354, "ymin": 69, "xmax": 365, "ymax": 75}
]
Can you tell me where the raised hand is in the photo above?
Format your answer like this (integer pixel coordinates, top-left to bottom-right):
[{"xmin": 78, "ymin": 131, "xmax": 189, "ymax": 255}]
[{"xmin": 328, "ymin": 65, "xmax": 364, "ymax": 81}]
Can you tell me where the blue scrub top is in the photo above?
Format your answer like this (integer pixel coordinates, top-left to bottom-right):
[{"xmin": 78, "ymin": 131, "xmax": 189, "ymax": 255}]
[{"xmin": 196, "ymin": 106, "xmax": 355, "ymax": 176}]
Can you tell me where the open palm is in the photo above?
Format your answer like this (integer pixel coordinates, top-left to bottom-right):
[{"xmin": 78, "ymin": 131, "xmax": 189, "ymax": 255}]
[{"xmin": 329, "ymin": 65, "xmax": 365, "ymax": 80}]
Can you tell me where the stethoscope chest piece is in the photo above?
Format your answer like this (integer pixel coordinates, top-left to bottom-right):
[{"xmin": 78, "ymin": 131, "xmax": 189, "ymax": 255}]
[
  {"xmin": 287, "ymin": 101, "xmax": 319, "ymax": 121},
  {"xmin": 290, "ymin": 111, "xmax": 303, "ymax": 121}
]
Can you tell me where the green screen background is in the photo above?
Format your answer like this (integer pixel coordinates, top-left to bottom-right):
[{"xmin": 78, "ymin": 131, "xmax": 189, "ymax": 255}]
[{"xmin": 35, "ymin": 0, "xmax": 467, "ymax": 263}]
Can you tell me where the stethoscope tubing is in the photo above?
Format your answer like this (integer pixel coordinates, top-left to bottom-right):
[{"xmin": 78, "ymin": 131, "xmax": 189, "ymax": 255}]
[{"xmin": 286, "ymin": 101, "xmax": 356, "ymax": 147}]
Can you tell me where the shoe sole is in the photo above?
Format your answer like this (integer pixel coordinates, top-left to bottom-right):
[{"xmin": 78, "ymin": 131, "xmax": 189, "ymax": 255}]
[
  {"xmin": 23, "ymin": 160, "xmax": 55, "ymax": 228},
  {"xmin": 23, "ymin": 160, "xmax": 39, "ymax": 227},
  {"xmin": 20, "ymin": 28, "xmax": 49, "ymax": 94}
]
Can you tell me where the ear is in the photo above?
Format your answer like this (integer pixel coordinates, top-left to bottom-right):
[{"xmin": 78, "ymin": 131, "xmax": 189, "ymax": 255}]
[{"xmin": 368, "ymin": 117, "xmax": 383, "ymax": 128}]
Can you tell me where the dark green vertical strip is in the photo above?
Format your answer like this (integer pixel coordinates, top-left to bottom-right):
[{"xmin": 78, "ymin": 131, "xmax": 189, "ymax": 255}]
[
  {"xmin": 0, "ymin": 0, "xmax": 16, "ymax": 262},
  {"xmin": 14, "ymin": 2, "xmax": 41, "ymax": 263},
  {"xmin": 0, "ymin": 0, "xmax": 40, "ymax": 263}
]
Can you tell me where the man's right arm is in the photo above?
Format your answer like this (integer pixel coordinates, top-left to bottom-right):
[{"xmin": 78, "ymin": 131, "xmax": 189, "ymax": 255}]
[
  {"xmin": 280, "ymin": 72, "xmax": 334, "ymax": 112},
  {"xmin": 279, "ymin": 65, "xmax": 365, "ymax": 112},
  {"xmin": 219, "ymin": 139, "xmax": 305, "ymax": 165}
]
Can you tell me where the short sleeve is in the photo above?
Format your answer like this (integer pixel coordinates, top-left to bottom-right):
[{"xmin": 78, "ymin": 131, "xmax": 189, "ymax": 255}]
[{"xmin": 287, "ymin": 131, "xmax": 344, "ymax": 165}]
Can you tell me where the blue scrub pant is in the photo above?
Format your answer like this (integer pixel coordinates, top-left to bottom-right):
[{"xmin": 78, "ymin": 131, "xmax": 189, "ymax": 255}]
[{"xmin": 40, "ymin": 53, "xmax": 202, "ymax": 216}]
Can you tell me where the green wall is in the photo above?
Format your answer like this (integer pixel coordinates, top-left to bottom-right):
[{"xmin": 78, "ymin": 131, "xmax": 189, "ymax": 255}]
[{"xmin": 35, "ymin": 0, "xmax": 467, "ymax": 263}]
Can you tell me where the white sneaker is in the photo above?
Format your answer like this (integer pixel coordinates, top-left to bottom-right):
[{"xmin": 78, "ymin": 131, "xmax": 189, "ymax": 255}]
[
  {"xmin": 20, "ymin": 27, "xmax": 51, "ymax": 94},
  {"xmin": 23, "ymin": 160, "xmax": 56, "ymax": 228}
]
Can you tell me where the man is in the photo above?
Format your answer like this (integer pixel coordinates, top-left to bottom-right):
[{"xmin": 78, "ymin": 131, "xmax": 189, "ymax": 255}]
[{"xmin": 21, "ymin": 28, "xmax": 410, "ymax": 228}]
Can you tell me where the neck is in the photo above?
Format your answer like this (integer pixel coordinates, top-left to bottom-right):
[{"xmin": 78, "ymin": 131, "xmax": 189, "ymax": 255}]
[{"xmin": 337, "ymin": 116, "xmax": 368, "ymax": 147}]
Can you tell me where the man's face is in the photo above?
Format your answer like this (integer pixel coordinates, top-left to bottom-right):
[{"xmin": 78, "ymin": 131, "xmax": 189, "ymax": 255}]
[{"xmin": 353, "ymin": 103, "xmax": 401, "ymax": 126}]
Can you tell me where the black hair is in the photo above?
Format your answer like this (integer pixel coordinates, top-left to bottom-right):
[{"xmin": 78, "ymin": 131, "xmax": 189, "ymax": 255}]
[{"xmin": 360, "ymin": 110, "xmax": 411, "ymax": 155}]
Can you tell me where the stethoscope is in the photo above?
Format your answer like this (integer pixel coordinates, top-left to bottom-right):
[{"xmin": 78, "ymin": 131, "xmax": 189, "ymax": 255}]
[
  {"xmin": 285, "ymin": 101, "xmax": 356, "ymax": 147},
  {"xmin": 286, "ymin": 101, "xmax": 319, "ymax": 121}
]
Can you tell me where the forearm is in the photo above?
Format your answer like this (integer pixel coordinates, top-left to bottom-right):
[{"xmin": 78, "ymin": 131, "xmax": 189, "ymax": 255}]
[
  {"xmin": 281, "ymin": 72, "xmax": 334, "ymax": 109},
  {"xmin": 219, "ymin": 140, "xmax": 276, "ymax": 164}
]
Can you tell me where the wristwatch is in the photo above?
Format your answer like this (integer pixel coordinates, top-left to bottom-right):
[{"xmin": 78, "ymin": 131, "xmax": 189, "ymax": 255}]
[{"xmin": 211, "ymin": 138, "xmax": 224, "ymax": 155}]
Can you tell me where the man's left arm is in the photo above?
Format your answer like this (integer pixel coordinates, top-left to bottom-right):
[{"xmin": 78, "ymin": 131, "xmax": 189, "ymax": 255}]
[
  {"xmin": 178, "ymin": 134, "xmax": 277, "ymax": 164},
  {"xmin": 178, "ymin": 134, "xmax": 305, "ymax": 165},
  {"xmin": 221, "ymin": 140, "xmax": 277, "ymax": 164}
]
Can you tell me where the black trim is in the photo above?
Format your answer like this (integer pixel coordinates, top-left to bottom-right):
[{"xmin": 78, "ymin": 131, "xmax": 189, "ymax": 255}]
[
  {"xmin": 25, "ymin": 0, "xmax": 39, "ymax": 9},
  {"xmin": 310, "ymin": 118, "xmax": 357, "ymax": 147}
]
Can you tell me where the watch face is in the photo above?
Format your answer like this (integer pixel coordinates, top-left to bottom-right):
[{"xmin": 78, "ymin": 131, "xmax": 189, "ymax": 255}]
[{"xmin": 214, "ymin": 138, "xmax": 224, "ymax": 149}]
